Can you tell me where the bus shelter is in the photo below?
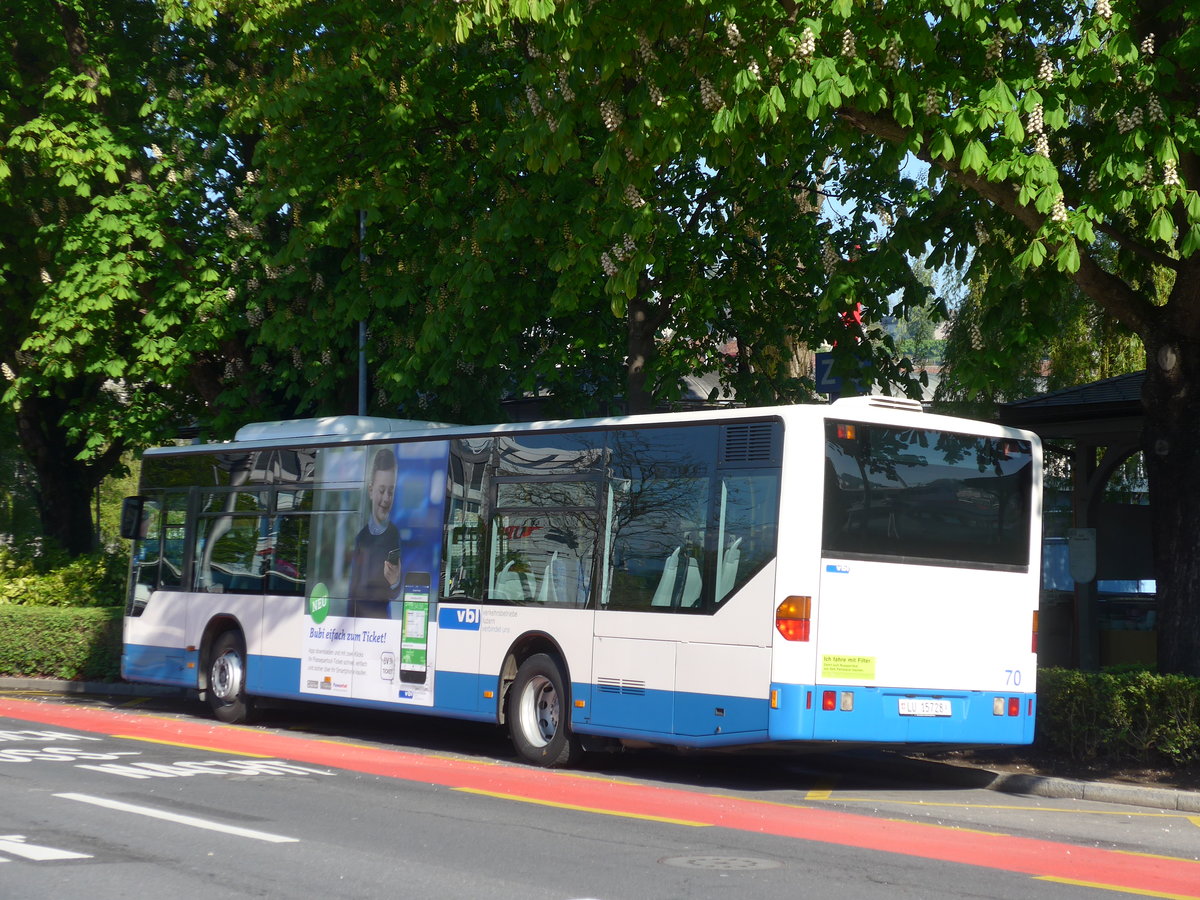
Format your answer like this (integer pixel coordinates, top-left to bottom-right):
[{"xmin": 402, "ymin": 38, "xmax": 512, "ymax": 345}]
[{"xmin": 998, "ymin": 371, "xmax": 1155, "ymax": 671}]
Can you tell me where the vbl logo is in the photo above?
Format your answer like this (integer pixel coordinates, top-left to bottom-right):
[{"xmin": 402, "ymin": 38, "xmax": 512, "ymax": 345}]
[{"xmin": 439, "ymin": 606, "xmax": 481, "ymax": 631}]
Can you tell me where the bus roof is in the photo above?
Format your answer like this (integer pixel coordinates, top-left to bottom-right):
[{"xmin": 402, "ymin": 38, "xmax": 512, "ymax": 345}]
[{"xmin": 143, "ymin": 397, "xmax": 1032, "ymax": 458}]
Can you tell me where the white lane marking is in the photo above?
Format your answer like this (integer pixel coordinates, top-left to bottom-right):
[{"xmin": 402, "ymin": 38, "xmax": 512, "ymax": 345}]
[
  {"xmin": 0, "ymin": 835, "xmax": 92, "ymax": 861},
  {"xmin": 54, "ymin": 793, "xmax": 299, "ymax": 843}
]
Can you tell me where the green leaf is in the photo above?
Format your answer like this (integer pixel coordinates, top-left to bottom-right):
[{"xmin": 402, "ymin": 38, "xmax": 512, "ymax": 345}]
[
  {"xmin": 961, "ymin": 140, "xmax": 988, "ymax": 174},
  {"xmin": 1150, "ymin": 208, "xmax": 1175, "ymax": 244},
  {"xmin": 929, "ymin": 130, "xmax": 954, "ymax": 161},
  {"xmin": 1015, "ymin": 239, "xmax": 1047, "ymax": 269},
  {"xmin": 1055, "ymin": 239, "xmax": 1080, "ymax": 274},
  {"xmin": 1181, "ymin": 225, "xmax": 1200, "ymax": 258}
]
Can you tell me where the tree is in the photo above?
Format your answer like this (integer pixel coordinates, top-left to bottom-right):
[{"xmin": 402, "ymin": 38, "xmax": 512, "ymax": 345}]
[
  {"xmin": 1, "ymin": 2, "xmax": 285, "ymax": 552},
  {"xmin": 449, "ymin": 0, "xmax": 1198, "ymax": 674},
  {"xmin": 179, "ymin": 0, "xmax": 928, "ymax": 425}
]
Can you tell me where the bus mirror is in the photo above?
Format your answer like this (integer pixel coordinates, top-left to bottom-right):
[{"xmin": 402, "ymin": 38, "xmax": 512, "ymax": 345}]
[{"xmin": 119, "ymin": 496, "xmax": 146, "ymax": 540}]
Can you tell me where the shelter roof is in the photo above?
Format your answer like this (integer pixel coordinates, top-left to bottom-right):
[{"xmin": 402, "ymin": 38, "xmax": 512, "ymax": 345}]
[{"xmin": 998, "ymin": 371, "xmax": 1144, "ymax": 445}]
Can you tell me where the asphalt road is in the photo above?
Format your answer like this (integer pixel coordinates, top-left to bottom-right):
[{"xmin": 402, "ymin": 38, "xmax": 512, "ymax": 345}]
[{"xmin": 1, "ymin": 685, "xmax": 1198, "ymax": 900}]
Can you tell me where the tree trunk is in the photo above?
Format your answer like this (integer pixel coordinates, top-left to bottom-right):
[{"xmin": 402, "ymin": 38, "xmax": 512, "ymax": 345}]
[
  {"xmin": 1140, "ymin": 336, "xmax": 1200, "ymax": 676},
  {"xmin": 625, "ymin": 294, "xmax": 659, "ymax": 415},
  {"xmin": 13, "ymin": 393, "xmax": 118, "ymax": 556}
]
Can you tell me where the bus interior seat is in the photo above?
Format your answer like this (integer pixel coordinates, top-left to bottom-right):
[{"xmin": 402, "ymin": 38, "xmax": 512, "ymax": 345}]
[
  {"xmin": 717, "ymin": 536, "xmax": 742, "ymax": 600},
  {"xmin": 680, "ymin": 557, "xmax": 703, "ymax": 608},
  {"xmin": 536, "ymin": 551, "xmax": 560, "ymax": 604},
  {"xmin": 650, "ymin": 547, "xmax": 681, "ymax": 606},
  {"xmin": 495, "ymin": 561, "xmax": 536, "ymax": 602}
]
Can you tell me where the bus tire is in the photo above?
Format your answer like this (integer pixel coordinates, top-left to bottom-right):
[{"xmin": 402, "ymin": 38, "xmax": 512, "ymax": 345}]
[
  {"xmin": 508, "ymin": 653, "xmax": 583, "ymax": 768},
  {"xmin": 208, "ymin": 630, "xmax": 256, "ymax": 724}
]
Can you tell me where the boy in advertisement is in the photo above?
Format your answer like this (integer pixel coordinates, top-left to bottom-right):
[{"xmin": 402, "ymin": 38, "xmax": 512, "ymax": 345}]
[{"xmin": 349, "ymin": 447, "xmax": 402, "ymax": 618}]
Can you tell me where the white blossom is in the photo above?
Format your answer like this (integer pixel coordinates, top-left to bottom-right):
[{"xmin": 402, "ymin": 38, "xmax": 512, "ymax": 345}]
[
  {"xmin": 525, "ymin": 84, "xmax": 542, "ymax": 116},
  {"xmin": 1027, "ymin": 103, "xmax": 1044, "ymax": 134},
  {"xmin": 1163, "ymin": 159, "xmax": 1181, "ymax": 187},
  {"xmin": 841, "ymin": 29, "xmax": 856, "ymax": 58},
  {"xmin": 795, "ymin": 27, "xmax": 816, "ymax": 61},
  {"xmin": 885, "ymin": 40, "xmax": 901, "ymax": 69},
  {"xmin": 1036, "ymin": 48, "xmax": 1054, "ymax": 83},
  {"xmin": 600, "ymin": 99, "xmax": 623, "ymax": 130},
  {"xmin": 699, "ymin": 78, "xmax": 723, "ymax": 112},
  {"xmin": 1050, "ymin": 195, "xmax": 1068, "ymax": 224}
]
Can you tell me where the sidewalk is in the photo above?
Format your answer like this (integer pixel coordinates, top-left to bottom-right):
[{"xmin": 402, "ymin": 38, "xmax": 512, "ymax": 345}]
[{"xmin": 3, "ymin": 677, "xmax": 1198, "ymax": 813}]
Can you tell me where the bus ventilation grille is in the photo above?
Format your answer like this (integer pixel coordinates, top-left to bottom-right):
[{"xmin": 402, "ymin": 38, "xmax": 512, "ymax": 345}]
[
  {"xmin": 597, "ymin": 677, "xmax": 646, "ymax": 696},
  {"xmin": 721, "ymin": 423, "xmax": 778, "ymax": 465}
]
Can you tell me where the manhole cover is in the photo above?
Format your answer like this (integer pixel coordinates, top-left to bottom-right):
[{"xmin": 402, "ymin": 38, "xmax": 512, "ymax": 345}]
[{"xmin": 659, "ymin": 856, "xmax": 782, "ymax": 870}]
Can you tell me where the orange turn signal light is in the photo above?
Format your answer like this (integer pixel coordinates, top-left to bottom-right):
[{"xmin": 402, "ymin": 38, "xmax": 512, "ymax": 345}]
[{"xmin": 776, "ymin": 596, "xmax": 812, "ymax": 642}]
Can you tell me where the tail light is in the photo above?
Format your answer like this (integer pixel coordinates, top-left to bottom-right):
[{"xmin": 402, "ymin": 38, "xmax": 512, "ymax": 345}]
[
  {"xmin": 776, "ymin": 596, "xmax": 812, "ymax": 641},
  {"xmin": 1032, "ymin": 610, "xmax": 1039, "ymax": 653}
]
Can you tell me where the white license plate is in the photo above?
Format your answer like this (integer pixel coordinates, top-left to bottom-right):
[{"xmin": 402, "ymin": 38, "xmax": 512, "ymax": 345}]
[{"xmin": 898, "ymin": 698, "xmax": 952, "ymax": 717}]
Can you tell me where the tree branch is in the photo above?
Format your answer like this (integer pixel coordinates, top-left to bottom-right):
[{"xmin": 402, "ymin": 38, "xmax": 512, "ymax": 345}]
[{"xmin": 837, "ymin": 106, "xmax": 1161, "ymax": 338}]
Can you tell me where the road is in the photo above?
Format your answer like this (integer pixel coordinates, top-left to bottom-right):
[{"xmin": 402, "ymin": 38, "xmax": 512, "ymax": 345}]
[{"xmin": 1, "ymin": 689, "xmax": 1197, "ymax": 899}]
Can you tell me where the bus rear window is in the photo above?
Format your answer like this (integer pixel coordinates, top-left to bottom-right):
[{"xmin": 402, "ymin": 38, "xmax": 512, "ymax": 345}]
[{"xmin": 822, "ymin": 422, "xmax": 1033, "ymax": 569}]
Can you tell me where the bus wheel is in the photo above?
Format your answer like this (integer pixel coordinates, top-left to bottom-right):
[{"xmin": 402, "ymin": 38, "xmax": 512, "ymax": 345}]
[
  {"xmin": 508, "ymin": 653, "xmax": 583, "ymax": 768},
  {"xmin": 208, "ymin": 631, "xmax": 256, "ymax": 724}
]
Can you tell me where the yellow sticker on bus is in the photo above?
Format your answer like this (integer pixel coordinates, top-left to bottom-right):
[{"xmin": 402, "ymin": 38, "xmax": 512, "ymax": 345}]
[{"xmin": 821, "ymin": 655, "xmax": 877, "ymax": 680}]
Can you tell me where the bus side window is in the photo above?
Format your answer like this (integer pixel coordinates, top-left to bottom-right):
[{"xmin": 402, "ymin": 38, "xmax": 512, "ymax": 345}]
[
  {"xmin": 158, "ymin": 493, "xmax": 188, "ymax": 589},
  {"xmin": 267, "ymin": 515, "xmax": 308, "ymax": 596},
  {"xmin": 195, "ymin": 514, "xmax": 268, "ymax": 594},
  {"xmin": 714, "ymin": 473, "xmax": 780, "ymax": 604},
  {"xmin": 128, "ymin": 498, "xmax": 163, "ymax": 615}
]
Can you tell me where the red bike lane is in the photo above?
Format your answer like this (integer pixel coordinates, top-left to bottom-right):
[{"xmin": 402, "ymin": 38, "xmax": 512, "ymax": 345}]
[{"xmin": 3, "ymin": 696, "xmax": 1197, "ymax": 898}]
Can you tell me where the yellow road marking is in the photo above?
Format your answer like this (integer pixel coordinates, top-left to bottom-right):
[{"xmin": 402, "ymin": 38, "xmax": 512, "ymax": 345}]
[
  {"xmin": 1036, "ymin": 875, "xmax": 1200, "ymax": 899},
  {"xmin": 805, "ymin": 783, "xmax": 835, "ymax": 800},
  {"xmin": 454, "ymin": 787, "xmax": 712, "ymax": 827},
  {"xmin": 825, "ymin": 796, "xmax": 1196, "ymax": 820},
  {"xmin": 111, "ymin": 734, "xmax": 272, "ymax": 758}
]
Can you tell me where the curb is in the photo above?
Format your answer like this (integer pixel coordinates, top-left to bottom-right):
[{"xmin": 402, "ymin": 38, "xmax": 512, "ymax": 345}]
[
  {"xmin": 0, "ymin": 677, "xmax": 189, "ymax": 699},
  {"xmin": 987, "ymin": 770, "xmax": 1200, "ymax": 814},
  {"xmin": 3, "ymin": 679, "xmax": 1198, "ymax": 812}
]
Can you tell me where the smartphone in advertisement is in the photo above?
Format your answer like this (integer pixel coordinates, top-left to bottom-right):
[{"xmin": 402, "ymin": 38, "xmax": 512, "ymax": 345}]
[{"xmin": 399, "ymin": 572, "xmax": 430, "ymax": 684}]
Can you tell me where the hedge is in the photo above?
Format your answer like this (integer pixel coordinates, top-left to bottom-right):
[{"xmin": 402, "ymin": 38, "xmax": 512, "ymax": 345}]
[
  {"xmin": 1035, "ymin": 667, "xmax": 1200, "ymax": 767},
  {"xmin": 0, "ymin": 605, "xmax": 123, "ymax": 681}
]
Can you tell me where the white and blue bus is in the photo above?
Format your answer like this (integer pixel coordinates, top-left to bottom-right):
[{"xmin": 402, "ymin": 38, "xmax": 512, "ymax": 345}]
[{"xmin": 120, "ymin": 396, "xmax": 1040, "ymax": 766}]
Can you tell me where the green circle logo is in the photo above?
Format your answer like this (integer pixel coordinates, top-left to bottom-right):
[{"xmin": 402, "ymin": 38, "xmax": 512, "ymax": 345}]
[{"xmin": 308, "ymin": 583, "xmax": 330, "ymax": 624}]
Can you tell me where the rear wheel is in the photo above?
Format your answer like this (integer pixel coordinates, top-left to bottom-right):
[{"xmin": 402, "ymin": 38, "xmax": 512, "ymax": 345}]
[
  {"xmin": 208, "ymin": 630, "xmax": 256, "ymax": 724},
  {"xmin": 508, "ymin": 653, "xmax": 583, "ymax": 767}
]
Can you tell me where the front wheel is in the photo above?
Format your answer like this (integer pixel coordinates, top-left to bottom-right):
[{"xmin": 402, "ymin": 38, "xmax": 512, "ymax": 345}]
[
  {"xmin": 508, "ymin": 653, "xmax": 583, "ymax": 767},
  {"xmin": 207, "ymin": 631, "xmax": 256, "ymax": 724}
]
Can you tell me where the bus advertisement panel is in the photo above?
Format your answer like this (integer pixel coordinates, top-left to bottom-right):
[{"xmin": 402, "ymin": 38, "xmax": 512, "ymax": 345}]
[{"xmin": 298, "ymin": 440, "xmax": 448, "ymax": 707}]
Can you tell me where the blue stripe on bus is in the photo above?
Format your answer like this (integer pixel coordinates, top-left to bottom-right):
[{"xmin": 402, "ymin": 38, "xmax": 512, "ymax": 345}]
[
  {"xmin": 768, "ymin": 683, "xmax": 1036, "ymax": 744},
  {"xmin": 574, "ymin": 687, "xmax": 770, "ymax": 747},
  {"xmin": 123, "ymin": 644, "xmax": 1032, "ymax": 747},
  {"xmin": 121, "ymin": 644, "xmax": 197, "ymax": 688}
]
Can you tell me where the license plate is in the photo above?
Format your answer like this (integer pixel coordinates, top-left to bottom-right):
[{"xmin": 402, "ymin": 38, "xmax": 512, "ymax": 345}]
[{"xmin": 898, "ymin": 698, "xmax": 951, "ymax": 717}]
